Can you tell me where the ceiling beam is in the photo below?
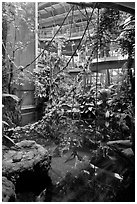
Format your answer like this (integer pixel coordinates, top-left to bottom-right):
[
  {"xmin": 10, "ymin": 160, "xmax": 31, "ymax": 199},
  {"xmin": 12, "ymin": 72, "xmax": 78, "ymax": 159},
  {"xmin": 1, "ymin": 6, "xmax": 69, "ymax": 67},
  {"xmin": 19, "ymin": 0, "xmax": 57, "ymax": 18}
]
[
  {"xmin": 38, "ymin": 2, "xmax": 58, "ymax": 11},
  {"xmin": 38, "ymin": 2, "xmax": 92, "ymax": 17},
  {"xmin": 68, "ymin": 2, "xmax": 135, "ymax": 15},
  {"xmin": 114, "ymin": 2, "xmax": 135, "ymax": 10},
  {"xmin": 39, "ymin": 8, "xmax": 94, "ymax": 27},
  {"xmin": 38, "ymin": 3, "xmax": 72, "ymax": 17},
  {"xmin": 99, "ymin": 2, "xmax": 135, "ymax": 15}
]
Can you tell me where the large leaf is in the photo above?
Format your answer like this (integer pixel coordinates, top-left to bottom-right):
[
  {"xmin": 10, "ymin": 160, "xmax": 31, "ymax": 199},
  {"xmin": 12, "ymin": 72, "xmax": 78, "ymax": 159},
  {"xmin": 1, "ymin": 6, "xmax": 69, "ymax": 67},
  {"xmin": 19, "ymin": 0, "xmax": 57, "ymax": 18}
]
[
  {"xmin": 2, "ymin": 121, "xmax": 9, "ymax": 127},
  {"xmin": 2, "ymin": 94, "xmax": 19, "ymax": 102}
]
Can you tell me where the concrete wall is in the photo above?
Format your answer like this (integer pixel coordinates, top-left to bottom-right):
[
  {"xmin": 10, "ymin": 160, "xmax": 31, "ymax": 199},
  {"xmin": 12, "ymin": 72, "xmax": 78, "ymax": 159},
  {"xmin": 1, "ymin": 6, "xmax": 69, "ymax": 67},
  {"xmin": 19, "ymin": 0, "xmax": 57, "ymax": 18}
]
[{"xmin": 6, "ymin": 3, "xmax": 36, "ymax": 126}]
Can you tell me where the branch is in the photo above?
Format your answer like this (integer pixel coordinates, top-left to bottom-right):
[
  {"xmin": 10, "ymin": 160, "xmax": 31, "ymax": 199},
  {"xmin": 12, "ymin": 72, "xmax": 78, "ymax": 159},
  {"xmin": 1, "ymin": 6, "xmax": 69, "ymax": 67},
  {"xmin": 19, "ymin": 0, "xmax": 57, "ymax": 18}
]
[
  {"xmin": 3, "ymin": 5, "xmax": 74, "ymax": 75},
  {"xmin": 13, "ymin": 39, "xmax": 35, "ymax": 53},
  {"xmin": 2, "ymin": 42, "xmax": 18, "ymax": 70},
  {"xmin": 53, "ymin": 3, "xmax": 97, "ymax": 79}
]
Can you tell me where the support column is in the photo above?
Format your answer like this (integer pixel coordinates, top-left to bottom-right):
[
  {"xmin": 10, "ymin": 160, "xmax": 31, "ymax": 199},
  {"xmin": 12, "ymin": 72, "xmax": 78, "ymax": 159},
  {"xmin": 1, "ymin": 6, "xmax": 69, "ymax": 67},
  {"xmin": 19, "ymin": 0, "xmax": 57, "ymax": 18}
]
[{"xmin": 35, "ymin": 2, "xmax": 38, "ymax": 70}]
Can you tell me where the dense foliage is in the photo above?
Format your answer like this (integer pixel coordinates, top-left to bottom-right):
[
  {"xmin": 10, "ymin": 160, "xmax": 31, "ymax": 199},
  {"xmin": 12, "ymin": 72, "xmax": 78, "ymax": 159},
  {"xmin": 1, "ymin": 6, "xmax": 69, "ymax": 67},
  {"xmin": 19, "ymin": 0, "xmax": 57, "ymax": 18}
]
[
  {"xmin": 2, "ymin": 4, "xmax": 135, "ymax": 202},
  {"xmin": 118, "ymin": 15, "xmax": 135, "ymax": 58}
]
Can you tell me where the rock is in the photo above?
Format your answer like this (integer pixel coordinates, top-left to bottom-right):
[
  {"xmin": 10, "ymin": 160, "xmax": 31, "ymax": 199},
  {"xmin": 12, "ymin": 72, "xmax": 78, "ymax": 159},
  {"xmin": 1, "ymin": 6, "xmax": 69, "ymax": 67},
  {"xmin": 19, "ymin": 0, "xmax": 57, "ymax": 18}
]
[
  {"xmin": 2, "ymin": 140, "xmax": 50, "ymax": 176},
  {"xmin": 2, "ymin": 140, "xmax": 52, "ymax": 194},
  {"xmin": 2, "ymin": 176, "xmax": 16, "ymax": 202},
  {"xmin": 16, "ymin": 140, "xmax": 36, "ymax": 148}
]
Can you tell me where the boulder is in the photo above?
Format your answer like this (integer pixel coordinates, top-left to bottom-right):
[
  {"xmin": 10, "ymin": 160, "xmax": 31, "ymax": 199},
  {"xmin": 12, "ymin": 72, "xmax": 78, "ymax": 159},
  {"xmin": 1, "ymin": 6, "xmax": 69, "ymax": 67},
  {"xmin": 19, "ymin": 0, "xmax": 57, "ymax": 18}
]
[
  {"xmin": 2, "ymin": 176, "xmax": 16, "ymax": 202},
  {"xmin": 2, "ymin": 140, "xmax": 52, "ymax": 194}
]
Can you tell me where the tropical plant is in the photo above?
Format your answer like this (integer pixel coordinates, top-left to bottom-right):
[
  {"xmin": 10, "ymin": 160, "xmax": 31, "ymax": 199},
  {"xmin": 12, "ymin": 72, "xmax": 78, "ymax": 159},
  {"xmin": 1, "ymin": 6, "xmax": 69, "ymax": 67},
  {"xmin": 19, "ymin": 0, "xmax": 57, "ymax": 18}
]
[
  {"xmin": 118, "ymin": 15, "xmax": 135, "ymax": 58},
  {"xmin": 2, "ymin": 94, "xmax": 22, "ymax": 148},
  {"xmin": 2, "ymin": 93, "xmax": 22, "ymax": 128},
  {"xmin": 88, "ymin": 8, "xmax": 131, "ymax": 60},
  {"xmin": 2, "ymin": 2, "xmax": 35, "ymax": 94}
]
